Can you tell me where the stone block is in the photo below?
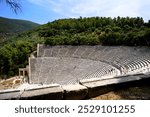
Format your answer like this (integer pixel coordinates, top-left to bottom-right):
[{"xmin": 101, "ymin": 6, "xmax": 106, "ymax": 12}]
[
  {"xmin": 134, "ymin": 73, "xmax": 150, "ymax": 79},
  {"xmin": 0, "ymin": 89, "xmax": 21, "ymax": 100},
  {"xmin": 62, "ymin": 84, "xmax": 88, "ymax": 100},
  {"xmin": 21, "ymin": 84, "xmax": 64, "ymax": 100},
  {"xmin": 80, "ymin": 75, "xmax": 141, "ymax": 98}
]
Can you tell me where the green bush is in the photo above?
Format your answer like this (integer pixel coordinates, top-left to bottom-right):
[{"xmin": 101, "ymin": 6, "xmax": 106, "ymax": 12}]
[{"xmin": 0, "ymin": 40, "xmax": 34, "ymax": 78}]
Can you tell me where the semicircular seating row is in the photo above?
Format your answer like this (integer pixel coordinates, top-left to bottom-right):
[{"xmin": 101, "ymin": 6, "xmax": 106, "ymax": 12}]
[
  {"xmin": 30, "ymin": 57, "xmax": 120, "ymax": 85},
  {"xmin": 29, "ymin": 45, "xmax": 150, "ymax": 85}
]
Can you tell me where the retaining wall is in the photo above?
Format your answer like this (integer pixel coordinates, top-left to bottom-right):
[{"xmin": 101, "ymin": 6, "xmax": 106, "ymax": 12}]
[{"xmin": 0, "ymin": 73, "xmax": 150, "ymax": 100}]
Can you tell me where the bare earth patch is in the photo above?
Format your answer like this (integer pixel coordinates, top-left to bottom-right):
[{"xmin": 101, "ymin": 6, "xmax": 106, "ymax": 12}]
[{"xmin": 0, "ymin": 76, "xmax": 23, "ymax": 90}]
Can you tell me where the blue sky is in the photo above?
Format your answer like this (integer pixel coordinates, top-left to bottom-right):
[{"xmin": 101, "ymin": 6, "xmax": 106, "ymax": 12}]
[{"xmin": 0, "ymin": 0, "xmax": 150, "ymax": 24}]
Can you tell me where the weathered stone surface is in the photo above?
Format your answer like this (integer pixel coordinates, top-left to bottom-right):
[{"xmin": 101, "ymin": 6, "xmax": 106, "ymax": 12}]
[
  {"xmin": 30, "ymin": 44, "xmax": 150, "ymax": 88},
  {"xmin": 81, "ymin": 76, "xmax": 141, "ymax": 85},
  {"xmin": 133, "ymin": 73, "xmax": 150, "ymax": 79},
  {"xmin": 21, "ymin": 84, "xmax": 64, "ymax": 100},
  {"xmin": 29, "ymin": 57, "xmax": 118, "ymax": 85},
  {"xmin": 80, "ymin": 75, "xmax": 141, "ymax": 98},
  {"xmin": 0, "ymin": 89, "xmax": 21, "ymax": 100},
  {"xmin": 0, "ymin": 74, "xmax": 150, "ymax": 100},
  {"xmin": 62, "ymin": 84, "xmax": 88, "ymax": 100},
  {"xmin": 0, "ymin": 84, "xmax": 64, "ymax": 100}
]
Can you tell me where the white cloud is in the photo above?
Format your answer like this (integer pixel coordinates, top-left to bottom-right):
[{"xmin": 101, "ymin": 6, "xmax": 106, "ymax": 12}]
[
  {"xmin": 109, "ymin": 0, "xmax": 141, "ymax": 17},
  {"xmin": 27, "ymin": 0, "xmax": 150, "ymax": 20}
]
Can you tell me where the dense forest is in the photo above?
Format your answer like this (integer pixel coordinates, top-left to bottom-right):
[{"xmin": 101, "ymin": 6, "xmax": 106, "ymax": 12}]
[
  {"xmin": 0, "ymin": 16, "xmax": 150, "ymax": 79},
  {"xmin": 40, "ymin": 17, "xmax": 150, "ymax": 46}
]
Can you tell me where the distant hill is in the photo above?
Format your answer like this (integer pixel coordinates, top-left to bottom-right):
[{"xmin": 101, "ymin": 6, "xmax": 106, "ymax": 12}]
[{"xmin": 0, "ymin": 17, "xmax": 40, "ymax": 33}]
